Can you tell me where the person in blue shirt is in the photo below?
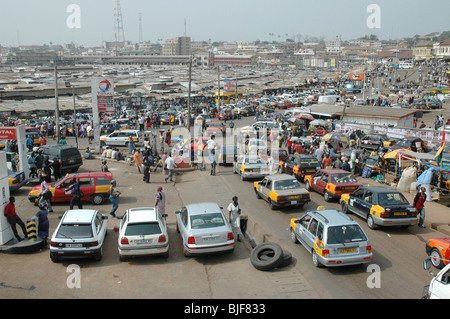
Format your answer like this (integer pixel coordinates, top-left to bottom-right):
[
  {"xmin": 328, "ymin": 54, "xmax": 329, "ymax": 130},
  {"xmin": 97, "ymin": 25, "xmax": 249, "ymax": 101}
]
[
  {"xmin": 66, "ymin": 178, "xmax": 83, "ymax": 209},
  {"xmin": 26, "ymin": 136, "xmax": 34, "ymax": 152},
  {"xmin": 32, "ymin": 202, "xmax": 49, "ymax": 243}
]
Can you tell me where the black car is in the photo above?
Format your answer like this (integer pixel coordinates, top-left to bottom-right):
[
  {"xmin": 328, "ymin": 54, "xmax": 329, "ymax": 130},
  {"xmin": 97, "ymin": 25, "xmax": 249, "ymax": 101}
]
[
  {"xmin": 39, "ymin": 144, "xmax": 83, "ymax": 174},
  {"xmin": 428, "ymin": 99, "xmax": 442, "ymax": 109},
  {"xmin": 411, "ymin": 99, "xmax": 427, "ymax": 109},
  {"xmin": 340, "ymin": 186, "xmax": 418, "ymax": 229},
  {"xmin": 218, "ymin": 145, "xmax": 238, "ymax": 165},
  {"xmin": 100, "ymin": 123, "xmax": 121, "ymax": 135},
  {"xmin": 279, "ymin": 154, "xmax": 320, "ymax": 182}
]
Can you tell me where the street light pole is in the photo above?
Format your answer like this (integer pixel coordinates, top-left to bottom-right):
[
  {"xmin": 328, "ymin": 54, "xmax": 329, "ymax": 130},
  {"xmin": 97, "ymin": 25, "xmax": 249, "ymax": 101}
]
[
  {"xmin": 187, "ymin": 55, "xmax": 192, "ymax": 131},
  {"xmin": 54, "ymin": 62, "xmax": 61, "ymax": 142},
  {"xmin": 72, "ymin": 85, "xmax": 78, "ymax": 148}
]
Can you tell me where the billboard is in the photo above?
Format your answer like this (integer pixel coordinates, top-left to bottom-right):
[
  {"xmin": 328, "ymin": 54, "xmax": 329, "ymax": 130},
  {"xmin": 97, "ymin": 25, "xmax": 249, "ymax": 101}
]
[{"xmin": 92, "ymin": 78, "xmax": 114, "ymax": 112}]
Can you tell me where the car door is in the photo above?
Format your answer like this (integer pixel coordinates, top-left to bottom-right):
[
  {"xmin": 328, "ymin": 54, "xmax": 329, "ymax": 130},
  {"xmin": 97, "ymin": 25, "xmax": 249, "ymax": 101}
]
[
  {"xmin": 95, "ymin": 211, "xmax": 107, "ymax": 246},
  {"xmin": 285, "ymin": 156, "xmax": 295, "ymax": 175},
  {"xmin": 354, "ymin": 190, "xmax": 374, "ymax": 219},
  {"xmin": 177, "ymin": 207, "xmax": 189, "ymax": 245},
  {"xmin": 295, "ymin": 213, "xmax": 312, "ymax": 247},
  {"xmin": 78, "ymin": 177, "xmax": 95, "ymax": 199},
  {"xmin": 107, "ymin": 132, "xmax": 120, "ymax": 146},
  {"xmin": 303, "ymin": 217, "xmax": 319, "ymax": 250},
  {"xmin": 347, "ymin": 188, "xmax": 365, "ymax": 216},
  {"xmin": 314, "ymin": 172, "xmax": 328, "ymax": 194},
  {"xmin": 54, "ymin": 177, "xmax": 74, "ymax": 201},
  {"xmin": 260, "ymin": 178, "xmax": 272, "ymax": 201}
]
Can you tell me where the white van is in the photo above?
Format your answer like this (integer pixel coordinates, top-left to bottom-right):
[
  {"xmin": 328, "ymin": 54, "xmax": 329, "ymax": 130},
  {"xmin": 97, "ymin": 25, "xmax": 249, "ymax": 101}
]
[
  {"xmin": 423, "ymin": 258, "xmax": 450, "ymax": 299},
  {"xmin": 318, "ymin": 95, "xmax": 340, "ymax": 104},
  {"xmin": 399, "ymin": 61, "xmax": 413, "ymax": 69}
]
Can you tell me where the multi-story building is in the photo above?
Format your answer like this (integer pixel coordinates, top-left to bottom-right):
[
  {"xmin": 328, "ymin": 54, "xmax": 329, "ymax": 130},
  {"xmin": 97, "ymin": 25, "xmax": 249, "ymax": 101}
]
[
  {"xmin": 162, "ymin": 36, "xmax": 191, "ymax": 56},
  {"xmin": 413, "ymin": 41, "xmax": 434, "ymax": 61},
  {"xmin": 208, "ymin": 53, "xmax": 256, "ymax": 67}
]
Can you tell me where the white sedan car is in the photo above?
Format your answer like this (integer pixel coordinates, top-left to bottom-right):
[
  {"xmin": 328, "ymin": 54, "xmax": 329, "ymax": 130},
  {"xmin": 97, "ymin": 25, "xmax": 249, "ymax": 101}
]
[
  {"xmin": 116, "ymin": 207, "xmax": 169, "ymax": 261},
  {"xmin": 175, "ymin": 202, "xmax": 235, "ymax": 257},
  {"xmin": 50, "ymin": 209, "xmax": 108, "ymax": 262}
]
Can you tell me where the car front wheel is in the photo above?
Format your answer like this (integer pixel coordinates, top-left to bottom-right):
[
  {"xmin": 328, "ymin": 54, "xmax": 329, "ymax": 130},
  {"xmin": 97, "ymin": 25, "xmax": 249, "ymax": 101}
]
[
  {"xmin": 305, "ymin": 181, "xmax": 312, "ymax": 191},
  {"xmin": 430, "ymin": 248, "xmax": 444, "ymax": 269},
  {"xmin": 91, "ymin": 194, "xmax": 105, "ymax": 205}
]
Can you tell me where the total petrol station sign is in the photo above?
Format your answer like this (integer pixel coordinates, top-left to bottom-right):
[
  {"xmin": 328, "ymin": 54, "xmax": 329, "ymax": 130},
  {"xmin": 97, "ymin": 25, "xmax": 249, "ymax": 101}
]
[{"xmin": 0, "ymin": 127, "xmax": 17, "ymax": 140}]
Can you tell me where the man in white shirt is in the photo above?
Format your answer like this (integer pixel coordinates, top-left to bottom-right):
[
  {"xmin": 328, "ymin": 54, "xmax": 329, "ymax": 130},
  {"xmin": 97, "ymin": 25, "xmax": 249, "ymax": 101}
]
[
  {"xmin": 207, "ymin": 135, "xmax": 218, "ymax": 175},
  {"xmin": 164, "ymin": 154, "xmax": 176, "ymax": 183}
]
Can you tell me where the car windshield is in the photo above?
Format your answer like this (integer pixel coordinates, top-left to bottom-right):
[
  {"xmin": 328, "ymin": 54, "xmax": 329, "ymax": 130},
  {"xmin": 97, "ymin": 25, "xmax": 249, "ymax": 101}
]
[
  {"xmin": 331, "ymin": 173, "xmax": 357, "ymax": 183},
  {"xmin": 274, "ymin": 179, "xmax": 301, "ymax": 191},
  {"xmin": 56, "ymin": 224, "xmax": 93, "ymax": 239},
  {"xmin": 377, "ymin": 192, "xmax": 409, "ymax": 205},
  {"xmin": 327, "ymin": 225, "xmax": 367, "ymax": 244},
  {"xmin": 125, "ymin": 222, "xmax": 161, "ymax": 236},
  {"xmin": 190, "ymin": 213, "xmax": 225, "ymax": 229}
]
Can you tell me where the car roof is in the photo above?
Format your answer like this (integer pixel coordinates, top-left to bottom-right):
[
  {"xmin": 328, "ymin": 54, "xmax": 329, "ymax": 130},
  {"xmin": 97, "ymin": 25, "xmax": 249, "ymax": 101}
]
[
  {"xmin": 307, "ymin": 208, "xmax": 357, "ymax": 226},
  {"xmin": 62, "ymin": 209, "xmax": 98, "ymax": 224},
  {"xmin": 126, "ymin": 207, "xmax": 158, "ymax": 223},
  {"xmin": 185, "ymin": 202, "xmax": 222, "ymax": 215},
  {"xmin": 65, "ymin": 172, "xmax": 112, "ymax": 178},
  {"xmin": 358, "ymin": 186, "xmax": 401, "ymax": 194},
  {"xmin": 267, "ymin": 174, "xmax": 297, "ymax": 181},
  {"xmin": 319, "ymin": 169, "xmax": 351, "ymax": 174}
]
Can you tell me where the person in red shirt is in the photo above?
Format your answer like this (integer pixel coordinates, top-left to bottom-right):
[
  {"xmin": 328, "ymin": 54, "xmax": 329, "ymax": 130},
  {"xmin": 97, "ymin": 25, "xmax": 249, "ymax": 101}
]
[
  {"xmin": 293, "ymin": 141, "xmax": 303, "ymax": 154},
  {"xmin": 322, "ymin": 154, "xmax": 331, "ymax": 168},
  {"xmin": 287, "ymin": 135, "xmax": 293, "ymax": 154},
  {"xmin": 4, "ymin": 196, "xmax": 27, "ymax": 241},
  {"xmin": 413, "ymin": 187, "xmax": 427, "ymax": 228}
]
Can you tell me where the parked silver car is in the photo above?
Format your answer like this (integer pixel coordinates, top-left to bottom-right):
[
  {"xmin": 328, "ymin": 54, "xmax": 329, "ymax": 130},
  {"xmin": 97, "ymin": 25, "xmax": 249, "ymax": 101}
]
[
  {"xmin": 50, "ymin": 209, "xmax": 108, "ymax": 262},
  {"xmin": 289, "ymin": 207, "xmax": 372, "ymax": 267},
  {"xmin": 116, "ymin": 207, "xmax": 169, "ymax": 261},
  {"xmin": 175, "ymin": 202, "xmax": 235, "ymax": 257}
]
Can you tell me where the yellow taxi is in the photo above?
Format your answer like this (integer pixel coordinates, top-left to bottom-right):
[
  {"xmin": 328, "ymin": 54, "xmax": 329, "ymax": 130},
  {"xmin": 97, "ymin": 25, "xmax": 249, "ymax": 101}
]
[{"xmin": 254, "ymin": 174, "xmax": 310, "ymax": 210}]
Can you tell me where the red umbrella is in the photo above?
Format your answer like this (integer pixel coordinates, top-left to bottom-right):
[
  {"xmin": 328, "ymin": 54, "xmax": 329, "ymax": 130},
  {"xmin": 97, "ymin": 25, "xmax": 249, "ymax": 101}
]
[{"xmin": 295, "ymin": 113, "xmax": 314, "ymax": 121}]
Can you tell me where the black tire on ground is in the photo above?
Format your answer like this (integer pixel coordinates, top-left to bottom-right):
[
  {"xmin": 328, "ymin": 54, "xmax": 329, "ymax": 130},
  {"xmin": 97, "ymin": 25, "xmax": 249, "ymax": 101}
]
[
  {"xmin": 278, "ymin": 250, "xmax": 293, "ymax": 268},
  {"xmin": 250, "ymin": 242, "xmax": 284, "ymax": 271}
]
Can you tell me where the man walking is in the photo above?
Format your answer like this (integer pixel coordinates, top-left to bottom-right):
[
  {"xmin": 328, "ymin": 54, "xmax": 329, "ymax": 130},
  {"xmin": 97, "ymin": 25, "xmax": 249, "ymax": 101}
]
[
  {"xmin": 4, "ymin": 196, "xmax": 27, "ymax": 241},
  {"xmin": 414, "ymin": 186, "xmax": 427, "ymax": 228},
  {"xmin": 164, "ymin": 154, "xmax": 176, "ymax": 183}
]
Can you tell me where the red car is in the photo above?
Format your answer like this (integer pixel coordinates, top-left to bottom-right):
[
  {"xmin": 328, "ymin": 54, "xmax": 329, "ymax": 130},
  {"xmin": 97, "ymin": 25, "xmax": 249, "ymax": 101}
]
[
  {"xmin": 426, "ymin": 237, "xmax": 450, "ymax": 269},
  {"xmin": 304, "ymin": 169, "xmax": 363, "ymax": 202},
  {"xmin": 216, "ymin": 109, "xmax": 233, "ymax": 120}
]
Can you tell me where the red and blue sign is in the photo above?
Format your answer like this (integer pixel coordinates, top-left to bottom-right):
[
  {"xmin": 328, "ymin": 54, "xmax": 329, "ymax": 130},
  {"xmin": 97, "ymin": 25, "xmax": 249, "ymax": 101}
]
[{"xmin": 99, "ymin": 80, "xmax": 112, "ymax": 92}]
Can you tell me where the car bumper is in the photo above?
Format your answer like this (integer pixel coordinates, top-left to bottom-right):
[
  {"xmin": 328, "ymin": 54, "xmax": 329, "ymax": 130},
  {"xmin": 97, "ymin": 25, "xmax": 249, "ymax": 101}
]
[
  {"xmin": 184, "ymin": 242, "xmax": 234, "ymax": 255},
  {"xmin": 372, "ymin": 215, "xmax": 418, "ymax": 227},
  {"xmin": 9, "ymin": 179, "xmax": 28, "ymax": 192},
  {"xmin": 242, "ymin": 171, "xmax": 268, "ymax": 179},
  {"xmin": 119, "ymin": 243, "xmax": 169, "ymax": 256},
  {"xmin": 50, "ymin": 247, "xmax": 102, "ymax": 260},
  {"xmin": 273, "ymin": 198, "xmax": 310, "ymax": 207},
  {"xmin": 318, "ymin": 253, "xmax": 373, "ymax": 267}
]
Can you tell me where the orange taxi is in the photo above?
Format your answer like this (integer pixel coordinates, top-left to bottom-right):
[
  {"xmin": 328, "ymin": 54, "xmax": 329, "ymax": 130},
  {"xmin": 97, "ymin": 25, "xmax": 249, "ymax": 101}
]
[{"xmin": 426, "ymin": 237, "xmax": 450, "ymax": 269}]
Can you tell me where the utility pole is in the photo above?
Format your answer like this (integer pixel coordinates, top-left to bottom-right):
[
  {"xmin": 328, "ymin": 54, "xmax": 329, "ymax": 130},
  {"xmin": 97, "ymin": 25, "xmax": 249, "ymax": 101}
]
[
  {"xmin": 54, "ymin": 62, "xmax": 61, "ymax": 142},
  {"xmin": 72, "ymin": 85, "xmax": 78, "ymax": 148},
  {"xmin": 187, "ymin": 56, "xmax": 192, "ymax": 131},
  {"xmin": 217, "ymin": 65, "xmax": 221, "ymax": 107}
]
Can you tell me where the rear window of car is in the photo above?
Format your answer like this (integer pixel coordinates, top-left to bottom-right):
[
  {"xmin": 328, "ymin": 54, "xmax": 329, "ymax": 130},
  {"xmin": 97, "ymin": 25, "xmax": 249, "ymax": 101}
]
[
  {"xmin": 96, "ymin": 177, "xmax": 111, "ymax": 186},
  {"xmin": 190, "ymin": 213, "xmax": 225, "ymax": 229},
  {"xmin": 331, "ymin": 173, "xmax": 357, "ymax": 183},
  {"xmin": 57, "ymin": 224, "xmax": 93, "ymax": 239},
  {"xmin": 377, "ymin": 192, "xmax": 409, "ymax": 205},
  {"xmin": 125, "ymin": 222, "xmax": 161, "ymax": 236},
  {"xmin": 61, "ymin": 148, "xmax": 81, "ymax": 157},
  {"xmin": 274, "ymin": 179, "xmax": 301, "ymax": 191},
  {"xmin": 327, "ymin": 225, "xmax": 367, "ymax": 244}
]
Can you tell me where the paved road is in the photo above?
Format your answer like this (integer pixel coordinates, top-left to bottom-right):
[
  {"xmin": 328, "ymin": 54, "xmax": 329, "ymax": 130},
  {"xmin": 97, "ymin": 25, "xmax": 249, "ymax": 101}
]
[{"xmin": 1, "ymin": 111, "xmax": 449, "ymax": 300}]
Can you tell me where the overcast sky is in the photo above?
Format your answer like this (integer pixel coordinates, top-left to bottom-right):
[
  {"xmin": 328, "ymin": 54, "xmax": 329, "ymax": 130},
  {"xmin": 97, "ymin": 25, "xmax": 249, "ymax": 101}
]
[{"xmin": 1, "ymin": 0, "xmax": 449, "ymax": 47}]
